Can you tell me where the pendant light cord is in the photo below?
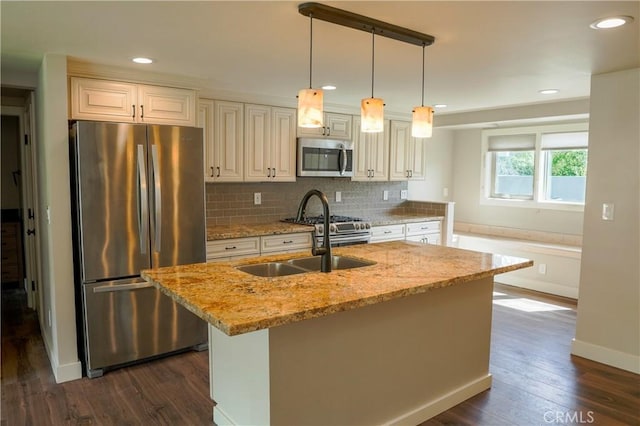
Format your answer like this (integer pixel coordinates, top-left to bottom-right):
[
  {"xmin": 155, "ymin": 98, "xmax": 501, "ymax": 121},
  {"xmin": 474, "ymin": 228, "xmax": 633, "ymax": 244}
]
[
  {"xmin": 309, "ymin": 15, "xmax": 314, "ymax": 89},
  {"xmin": 371, "ymin": 30, "xmax": 375, "ymax": 98},
  {"xmin": 421, "ymin": 43, "xmax": 425, "ymax": 107}
]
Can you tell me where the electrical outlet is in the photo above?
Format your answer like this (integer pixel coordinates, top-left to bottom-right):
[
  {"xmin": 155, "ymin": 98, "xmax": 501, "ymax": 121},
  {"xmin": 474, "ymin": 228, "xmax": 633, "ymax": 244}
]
[
  {"xmin": 383, "ymin": 190, "xmax": 389, "ymax": 201},
  {"xmin": 46, "ymin": 206, "xmax": 51, "ymax": 224},
  {"xmin": 47, "ymin": 309, "xmax": 52, "ymax": 327},
  {"xmin": 538, "ymin": 264, "xmax": 547, "ymax": 275},
  {"xmin": 602, "ymin": 203, "xmax": 614, "ymax": 221},
  {"xmin": 335, "ymin": 191, "xmax": 342, "ymax": 203},
  {"xmin": 253, "ymin": 192, "xmax": 262, "ymax": 205},
  {"xmin": 400, "ymin": 190, "xmax": 408, "ymax": 200},
  {"xmin": 443, "ymin": 187, "xmax": 449, "ymax": 197}
]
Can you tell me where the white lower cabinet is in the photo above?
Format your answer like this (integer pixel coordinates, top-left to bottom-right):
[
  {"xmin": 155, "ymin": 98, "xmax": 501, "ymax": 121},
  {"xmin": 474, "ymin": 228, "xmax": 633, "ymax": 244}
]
[
  {"xmin": 207, "ymin": 237, "xmax": 260, "ymax": 262},
  {"xmin": 371, "ymin": 224, "xmax": 406, "ymax": 243},
  {"xmin": 405, "ymin": 221, "xmax": 442, "ymax": 245},
  {"xmin": 207, "ymin": 233, "xmax": 313, "ymax": 262},
  {"xmin": 261, "ymin": 233, "xmax": 313, "ymax": 254}
]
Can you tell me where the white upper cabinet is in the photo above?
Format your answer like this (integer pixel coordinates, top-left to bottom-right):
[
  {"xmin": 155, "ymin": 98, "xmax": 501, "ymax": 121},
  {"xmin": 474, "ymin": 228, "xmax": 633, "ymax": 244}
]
[
  {"xmin": 70, "ymin": 77, "xmax": 196, "ymax": 126},
  {"xmin": 352, "ymin": 117, "xmax": 389, "ymax": 182},
  {"xmin": 389, "ymin": 120, "xmax": 426, "ymax": 181},
  {"xmin": 297, "ymin": 112, "xmax": 352, "ymax": 140},
  {"xmin": 198, "ymin": 99, "xmax": 244, "ymax": 182},
  {"xmin": 245, "ymin": 104, "xmax": 296, "ymax": 182}
]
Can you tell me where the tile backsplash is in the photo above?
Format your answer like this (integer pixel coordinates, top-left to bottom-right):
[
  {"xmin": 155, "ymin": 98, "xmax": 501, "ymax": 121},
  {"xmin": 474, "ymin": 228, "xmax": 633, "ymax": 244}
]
[{"xmin": 206, "ymin": 178, "xmax": 413, "ymax": 226}]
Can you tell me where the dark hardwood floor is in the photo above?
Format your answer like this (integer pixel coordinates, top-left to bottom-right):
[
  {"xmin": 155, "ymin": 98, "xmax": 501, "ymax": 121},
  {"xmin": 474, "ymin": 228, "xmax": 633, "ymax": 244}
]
[{"xmin": 2, "ymin": 283, "xmax": 639, "ymax": 425}]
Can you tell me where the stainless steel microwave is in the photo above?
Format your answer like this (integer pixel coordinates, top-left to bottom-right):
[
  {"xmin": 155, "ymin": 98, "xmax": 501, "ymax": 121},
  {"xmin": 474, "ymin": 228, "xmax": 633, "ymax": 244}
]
[{"xmin": 297, "ymin": 138, "xmax": 354, "ymax": 177}]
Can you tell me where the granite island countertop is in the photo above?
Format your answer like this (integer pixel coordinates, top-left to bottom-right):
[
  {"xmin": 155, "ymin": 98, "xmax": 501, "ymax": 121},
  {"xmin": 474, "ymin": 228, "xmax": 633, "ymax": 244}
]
[{"xmin": 142, "ymin": 241, "xmax": 532, "ymax": 336}]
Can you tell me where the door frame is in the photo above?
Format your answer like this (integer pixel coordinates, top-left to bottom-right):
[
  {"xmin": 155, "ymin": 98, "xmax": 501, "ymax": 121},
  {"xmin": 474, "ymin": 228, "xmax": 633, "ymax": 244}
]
[{"xmin": 2, "ymin": 93, "xmax": 42, "ymax": 312}]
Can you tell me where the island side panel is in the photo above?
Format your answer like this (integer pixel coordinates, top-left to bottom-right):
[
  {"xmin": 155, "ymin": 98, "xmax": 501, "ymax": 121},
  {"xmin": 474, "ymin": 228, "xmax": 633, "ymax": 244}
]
[
  {"xmin": 269, "ymin": 277, "xmax": 494, "ymax": 425},
  {"xmin": 209, "ymin": 326, "xmax": 270, "ymax": 425}
]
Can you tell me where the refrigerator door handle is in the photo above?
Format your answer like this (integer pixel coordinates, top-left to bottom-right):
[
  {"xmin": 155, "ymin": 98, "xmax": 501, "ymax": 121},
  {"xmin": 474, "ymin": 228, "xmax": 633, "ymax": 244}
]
[
  {"xmin": 92, "ymin": 282, "xmax": 154, "ymax": 293},
  {"xmin": 137, "ymin": 144, "xmax": 149, "ymax": 254},
  {"xmin": 151, "ymin": 144, "xmax": 162, "ymax": 253}
]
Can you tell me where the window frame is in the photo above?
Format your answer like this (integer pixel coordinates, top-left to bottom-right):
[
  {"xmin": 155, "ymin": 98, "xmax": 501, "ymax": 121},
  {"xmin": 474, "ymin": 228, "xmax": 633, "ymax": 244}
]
[{"xmin": 480, "ymin": 122, "xmax": 589, "ymax": 211}]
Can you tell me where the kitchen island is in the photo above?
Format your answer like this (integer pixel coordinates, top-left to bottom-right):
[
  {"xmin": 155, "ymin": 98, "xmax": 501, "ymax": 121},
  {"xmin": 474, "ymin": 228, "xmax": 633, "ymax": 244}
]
[{"xmin": 142, "ymin": 241, "xmax": 532, "ymax": 425}]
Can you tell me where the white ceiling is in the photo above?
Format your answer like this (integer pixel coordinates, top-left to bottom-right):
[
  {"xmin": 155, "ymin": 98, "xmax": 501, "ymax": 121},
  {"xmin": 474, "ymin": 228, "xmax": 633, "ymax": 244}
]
[{"xmin": 2, "ymin": 1, "xmax": 639, "ymax": 116}]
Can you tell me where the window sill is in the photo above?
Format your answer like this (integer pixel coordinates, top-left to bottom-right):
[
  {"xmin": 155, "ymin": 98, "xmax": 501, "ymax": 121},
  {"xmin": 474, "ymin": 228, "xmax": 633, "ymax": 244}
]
[{"xmin": 480, "ymin": 197, "xmax": 584, "ymax": 212}]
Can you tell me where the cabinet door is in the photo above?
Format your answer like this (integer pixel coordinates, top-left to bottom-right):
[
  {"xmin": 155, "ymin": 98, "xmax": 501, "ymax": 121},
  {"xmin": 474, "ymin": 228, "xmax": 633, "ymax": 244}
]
[
  {"xmin": 324, "ymin": 112, "xmax": 352, "ymax": 140},
  {"xmin": 271, "ymin": 107, "xmax": 297, "ymax": 182},
  {"xmin": 244, "ymin": 104, "xmax": 271, "ymax": 182},
  {"xmin": 407, "ymin": 136, "xmax": 426, "ymax": 180},
  {"xmin": 198, "ymin": 99, "xmax": 216, "ymax": 182},
  {"xmin": 352, "ymin": 118, "xmax": 370, "ymax": 181},
  {"xmin": 368, "ymin": 121, "xmax": 389, "ymax": 181},
  {"xmin": 214, "ymin": 101, "xmax": 244, "ymax": 182},
  {"xmin": 389, "ymin": 120, "xmax": 411, "ymax": 180},
  {"xmin": 138, "ymin": 85, "xmax": 196, "ymax": 126},
  {"xmin": 70, "ymin": 77, "xmax": 137, "ymax": 122}
]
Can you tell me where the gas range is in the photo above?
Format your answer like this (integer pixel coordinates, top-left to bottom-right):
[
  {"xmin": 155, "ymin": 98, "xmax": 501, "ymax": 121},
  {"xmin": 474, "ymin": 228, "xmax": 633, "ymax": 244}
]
[{"xmin": 282, "ymin": 215, "xmax": 372, "ymax": 247}]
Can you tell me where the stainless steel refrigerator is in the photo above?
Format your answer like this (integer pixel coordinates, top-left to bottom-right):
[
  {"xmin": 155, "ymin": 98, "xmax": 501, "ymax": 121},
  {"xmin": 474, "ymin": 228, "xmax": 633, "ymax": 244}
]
[{"xmin": 69, "ymin": 121, "xmax": 207, "ymax": 378}]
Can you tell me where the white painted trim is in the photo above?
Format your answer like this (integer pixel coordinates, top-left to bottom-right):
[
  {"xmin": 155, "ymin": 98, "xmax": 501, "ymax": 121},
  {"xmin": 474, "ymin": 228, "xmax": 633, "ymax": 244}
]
[
  {"xmin": 385, "ymin": 375, "xmax": 492, "ymax": 425},
  {"xmin": 455, "ymin": 233, "xmax": 582, "ymax": 259},
  {"xmin": 495, "ymin": 276, "xmax": 579, "ymax": 299},
  {"xmin": 213, "ymin": 405, "xmax": 237, "ymax": 426},
  {"xmin": 40, "ymin": 328, "xmax": 82, "ymax": 383},
  {"xmin": 571, "ymin": 339, "xmax": 640, "ymax": 374}
]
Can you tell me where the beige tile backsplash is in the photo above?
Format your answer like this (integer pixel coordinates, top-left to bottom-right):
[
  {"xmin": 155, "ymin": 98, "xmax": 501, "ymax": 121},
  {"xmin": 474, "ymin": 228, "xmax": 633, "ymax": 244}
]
[{"xmin": 205, "ymin": 179, "xmax": 446, "ymax": 226}]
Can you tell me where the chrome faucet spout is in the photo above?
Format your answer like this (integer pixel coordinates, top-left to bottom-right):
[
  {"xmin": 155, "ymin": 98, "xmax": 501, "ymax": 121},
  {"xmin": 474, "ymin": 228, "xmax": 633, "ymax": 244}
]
[{"xmin": 296, "ymin": 189, "xmax": 332, "ymax": 272}]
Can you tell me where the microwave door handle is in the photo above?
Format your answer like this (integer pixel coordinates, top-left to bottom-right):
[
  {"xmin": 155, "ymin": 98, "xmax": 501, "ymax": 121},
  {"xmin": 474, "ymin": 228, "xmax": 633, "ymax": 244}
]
[{"xmin": 340, "ymin": 146, "xmax": 347, "ymax": 175}]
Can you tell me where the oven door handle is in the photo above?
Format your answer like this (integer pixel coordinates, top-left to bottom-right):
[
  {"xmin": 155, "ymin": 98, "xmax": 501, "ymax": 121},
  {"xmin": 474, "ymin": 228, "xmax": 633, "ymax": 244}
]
[{"xmin": 339, "ymin": 145, "xmax": 347, "ymax": 176}]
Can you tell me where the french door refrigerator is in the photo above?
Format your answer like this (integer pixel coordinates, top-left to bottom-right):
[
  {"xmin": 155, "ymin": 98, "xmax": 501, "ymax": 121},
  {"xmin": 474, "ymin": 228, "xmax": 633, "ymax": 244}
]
[{"xmin": 69, "ymin": 121, "xmax": 207, "ymax": 378}]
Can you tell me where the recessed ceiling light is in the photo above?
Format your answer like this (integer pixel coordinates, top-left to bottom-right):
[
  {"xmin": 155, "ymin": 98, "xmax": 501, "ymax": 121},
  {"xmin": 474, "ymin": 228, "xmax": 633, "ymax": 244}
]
[
  {"xmin": 132, "ymin": 57, "xmax": 153, "ymax": 64},
  {"xmin": 322, "ymin": 85, "xmax": 337, "ymax": 90},
  {"xmin": 434, "ymin": 104, "xmax": 447, "ymax": 109},
  {"xmin": 539, "ymin": 89, "xmax": 559, "ymax": 95},
  {"xmin": 590, "ymin": 15, "xmax": 634, "ymax": 29}
]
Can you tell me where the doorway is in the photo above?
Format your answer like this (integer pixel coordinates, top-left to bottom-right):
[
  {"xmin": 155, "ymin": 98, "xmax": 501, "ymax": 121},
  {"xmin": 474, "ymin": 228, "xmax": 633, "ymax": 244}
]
[{"xmin": 1, "ymin": 88, "xmax": 41, "ymax": 314}]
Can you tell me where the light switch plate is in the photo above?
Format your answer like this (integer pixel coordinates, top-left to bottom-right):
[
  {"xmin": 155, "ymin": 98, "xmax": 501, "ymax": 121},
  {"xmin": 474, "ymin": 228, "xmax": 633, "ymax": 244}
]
[
  {"xmin": 400, "ymin": 190, "xmax": 408, "ymax": 200},
  {"xmin": 383, "ymin": 190, "xmax": 389, "ymax": 201},
  {"xmin": 336, "ymin": 191, "xmax": 342, "ymax": 203},
  {"xmin": 602, "ymin": 203, "xmax": 614, "ymax": 221}
]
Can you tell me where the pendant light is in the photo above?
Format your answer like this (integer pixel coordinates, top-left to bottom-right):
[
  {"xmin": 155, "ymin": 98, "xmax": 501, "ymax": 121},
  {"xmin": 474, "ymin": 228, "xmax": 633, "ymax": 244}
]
[
  {"xmin": 298, "ymin": 15, "xmax": 324, "ymax": 128},
  {"xmin": 412, "ymin": 43, "xmax": 434, "ymax": 138},
  {"xmin": 361, "ymin": 30, "xmax": 384, "ymax": 133}
]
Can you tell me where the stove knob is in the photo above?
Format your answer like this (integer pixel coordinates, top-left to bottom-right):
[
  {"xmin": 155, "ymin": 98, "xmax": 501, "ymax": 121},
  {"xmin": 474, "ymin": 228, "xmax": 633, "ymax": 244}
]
[
  {"xmin": 317, "ymin": 225, "xmax": 323, "ymax": 233},
  {"xmin": 365, "ymin": 223, "xmax": 371, "ymax": 229},
  {"xmin": 330, "ymin": 224, "xmax": 337, "ymax": 233},
  {"xmin": 354, "ymin": 223, "xmax": 360, "ymax": 230}
]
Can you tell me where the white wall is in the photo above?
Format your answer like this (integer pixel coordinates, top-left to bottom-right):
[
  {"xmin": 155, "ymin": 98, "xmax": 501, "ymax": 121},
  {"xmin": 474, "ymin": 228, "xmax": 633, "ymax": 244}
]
[
  {"xmin": 36, "ymin": 54, "xmax": 82, "ymax": 382},
  {"xmin": 451, "ymin": 128, "xmax": 585, "ymax": 235},
  {"xmin": 572, "ymin": 68, "xmax": 640, "ymax": 373},
  {"xmin": 408, "ymin": 128, "xmax": 454, "ymax": 202}
]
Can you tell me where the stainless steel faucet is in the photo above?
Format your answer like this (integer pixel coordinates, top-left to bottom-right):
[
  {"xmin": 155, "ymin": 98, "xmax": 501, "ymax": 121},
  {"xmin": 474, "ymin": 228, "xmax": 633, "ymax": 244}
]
[{"xmin": 296, "ymin": 189, "xmax": 332, "ymax": 272}]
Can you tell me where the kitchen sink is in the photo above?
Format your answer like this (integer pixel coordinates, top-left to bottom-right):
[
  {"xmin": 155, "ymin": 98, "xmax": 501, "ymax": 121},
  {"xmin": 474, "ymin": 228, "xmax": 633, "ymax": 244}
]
[
  {"xmin": 235, "ymin": 256, "xmax": 376, "ymax": 277},
  {"xmin": 287, "ymin": 255, "xmax": 376, "ymax": 272},
  {"xmin": 235, "ymin": 262, "xmax": 307, "ymax": 277}
]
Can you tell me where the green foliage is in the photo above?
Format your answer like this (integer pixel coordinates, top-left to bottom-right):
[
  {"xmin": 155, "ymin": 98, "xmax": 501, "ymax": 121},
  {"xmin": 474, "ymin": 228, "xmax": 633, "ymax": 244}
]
[
  {"xmin": 495, "ymin": 151, "xmax": 534, "ymax": 176},
  {"xmin": 550, "ymin": 150, "xmax": 588, "ymax": 176}
]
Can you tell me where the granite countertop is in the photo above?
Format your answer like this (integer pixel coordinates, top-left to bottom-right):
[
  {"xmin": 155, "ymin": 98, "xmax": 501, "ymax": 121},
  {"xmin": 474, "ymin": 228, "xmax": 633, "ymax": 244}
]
[
  {"xmin": 142, "ymin": 241, "xmax": 532, "ymax": 336},
  {"xmin": 207, "ymin": 222, "xmax": 314, "ymax": 241}
]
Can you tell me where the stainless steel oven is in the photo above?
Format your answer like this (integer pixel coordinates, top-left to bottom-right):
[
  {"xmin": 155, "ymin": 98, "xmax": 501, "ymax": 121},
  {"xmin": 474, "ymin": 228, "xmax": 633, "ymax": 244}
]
[{"xmin": 297, "ymin": 138, "xmax": 353, "ymax": 177}]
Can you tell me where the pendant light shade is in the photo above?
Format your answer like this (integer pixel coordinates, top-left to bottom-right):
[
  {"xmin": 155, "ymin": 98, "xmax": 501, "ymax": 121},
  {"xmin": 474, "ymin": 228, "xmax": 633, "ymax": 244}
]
[
  {"xmin": 412, "ymin": 44, "xmax": 433, "ymax": 138},
  {"xmin": 412, "ymin": 106, "xmax": 434, "ymax": 138},
  {"xmin": 361, "ymin": 98, "xmax": 385, "ymax": 133},
  {"xmin": 297, "ymin": 15, "xmax": 324, "ymax": 128},
  {"xmin": 361, "ymin": 30, "xmax": 384, "ymax": 133},
  {"xmin": 298, "ymin": 88, "xmax": 324, "ymax": 128}
]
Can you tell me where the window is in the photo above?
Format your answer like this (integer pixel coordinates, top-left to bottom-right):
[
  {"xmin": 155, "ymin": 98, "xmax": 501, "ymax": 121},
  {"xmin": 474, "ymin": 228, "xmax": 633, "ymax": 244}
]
[{"xmin": 482, "ymin": 123, "xmax": 589, "ymax": 209}]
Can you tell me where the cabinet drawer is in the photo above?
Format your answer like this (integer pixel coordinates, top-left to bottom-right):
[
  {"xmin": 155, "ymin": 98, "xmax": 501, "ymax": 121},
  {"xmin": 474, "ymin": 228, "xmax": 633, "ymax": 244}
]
[
  {"xmin": 405, "ymin": 221, "xmax": 441, "ymax": 236},
  {"xmin": 406, "ymin": 234, "xmax": 441, "ymax": 245},
  {"xmin": 261, "ymin": 232, "xmax": 313, "ymax": 254},
  {"xmin": 207, "ymin": 237, "xmax": 260, "ymax": 260},
  {"xmin": 371, "ymin": 224, "xmax": 406, "ymax": 242}
]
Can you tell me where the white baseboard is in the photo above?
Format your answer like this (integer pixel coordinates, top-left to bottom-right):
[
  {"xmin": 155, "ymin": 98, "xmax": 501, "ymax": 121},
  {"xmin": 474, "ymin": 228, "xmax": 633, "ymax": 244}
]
[
  {"xmin": 385, "ymin": 374, "xmax": 493, "ymax": 425},
  {"xmin": 571, "ymin": 339, "xmax": 640, "ymax": 374},
  {"xmin": 213, "ymin": 405, "xmax": 237, "ymax": 426},
  {"xmin": 495, "ymin": 275, "xmax": 578, "ymax": 299},
  {"xmin": 40, "ymin": 322, "xmax": 82, "ymax": 383}
]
